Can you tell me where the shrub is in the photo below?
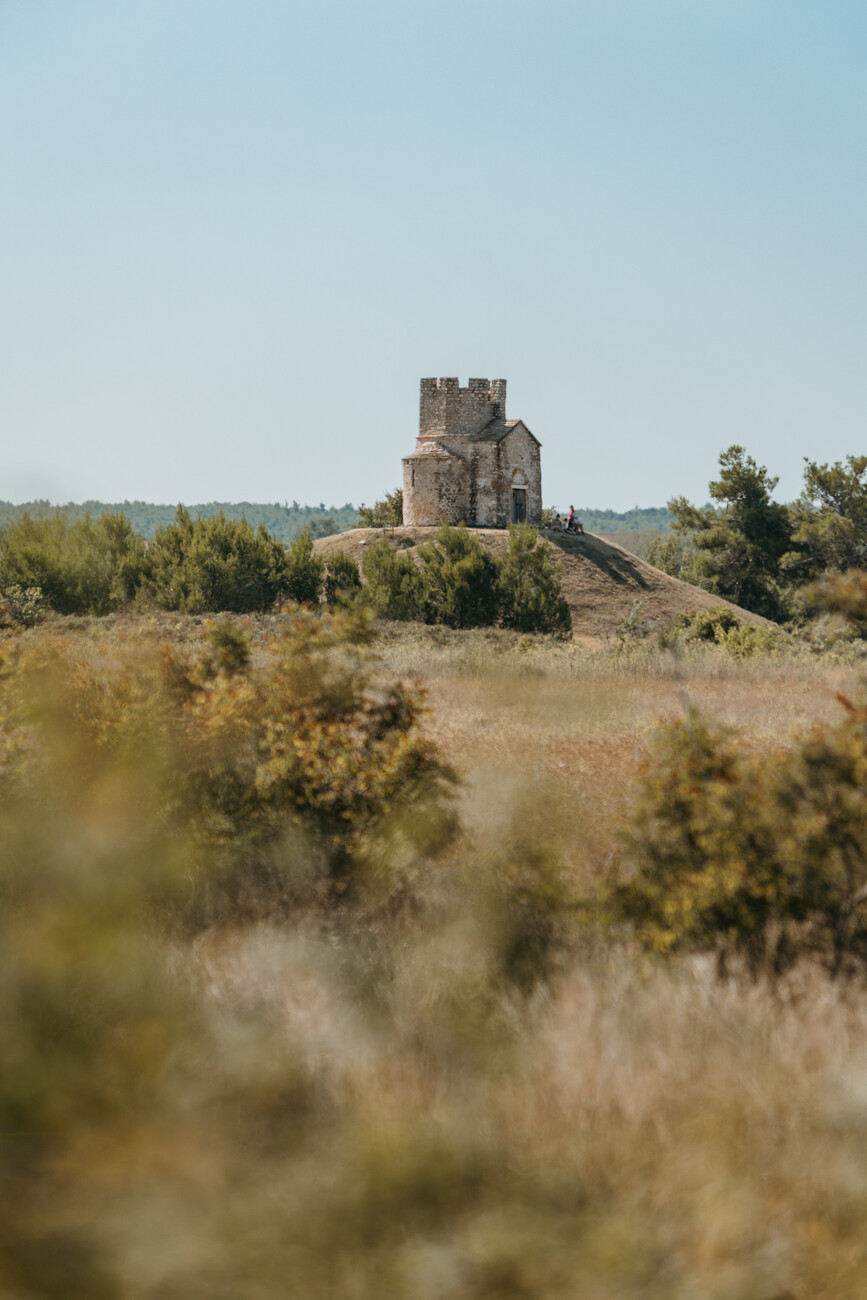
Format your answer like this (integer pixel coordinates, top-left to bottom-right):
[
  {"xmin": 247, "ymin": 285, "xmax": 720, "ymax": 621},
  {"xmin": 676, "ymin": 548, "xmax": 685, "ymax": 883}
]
[
  {"xmin": 675, "ymin": 605, "xmax": 742, "ymax": 642},
  {"xmin": 361, "ymin": 538, "xmax": 424, "ymax": 621},
  {"xmin": 674, "ymin": 605, "xmax": 781, "ymax": 657},
  {"xmin": 417, "ymin": 520, "xmax": 500, "ymax": 630},
  {"xmin": 143, "ymin": 507, "xmax": 292, "ymax": 613},
  {"xmin": 646, "ymin": 531, "xmax": 700, "ymax": 582},
  {"xmin": 610, "ymin": 701, "xmax": 867, "ymax": 977},
  {"xmin": 282, "ymin": 527, "xmax": 325, "ymax": 604},
  {"xmin": 809, "ymin": 569, "xmax": 867, "ymax": 637},
  {"xmin": 358, "ymin": 487, "xmax": 403, "ymax": 528},
  {"xmin": 324, "ymin": 551, "xmax": 362, "ymax": 606},
  {"xmin": 0, "ymin": 611, "xmax": 456, "ymax": 917},
  {"xmin": 497, "ymin": 525, "xmax": 571, "ymax": 636},
  {"xmin": 0, "ymin": 511, "xmax": 146, "ymax": 615},
  {"xmin": 0, "ymin": 584, "xmax": 47, "ymax": 629}
]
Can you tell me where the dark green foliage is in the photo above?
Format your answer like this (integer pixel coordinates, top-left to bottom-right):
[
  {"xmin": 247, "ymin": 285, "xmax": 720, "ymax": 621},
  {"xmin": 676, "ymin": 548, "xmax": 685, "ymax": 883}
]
[
  {"xmin": 360, "ymin": 523, "xmax": 572, "ymax": 634},
  {"xmin": 361, "ymin": 538, "xmax": 424, "ymax": 620},
  {"xmin": 309, "ymin": 516, "xmax": 337, "ymax": 539},
  {"xmin": 324, "ymin": 551, "xmax": 362, "ymax": 606},
  {"xmin": 282, "ymin": 528, "xmax": 325, "ymax": 605},
  {"xmin": 784, "ymin": 456, "xmax": 867, "ymax": 583},
  {"xmin": 669, "ymin": 446, "xmax": 792, "ymax": 619},
  {"xmin": 497, "ymin": 525, "xmax": 571, "ymax": 635},
  {"xmin": 417, "ymin": 521, "xmax": 500, "ymax": 630},
  {"xmin": 358, "ymin": 487, "xmax": 403, "ymax": 528},
  {"xmin": 0, "ymin": 512, "xmax": 146, "ymax": 615},
  {"xmin": 143, "ymin": 508, "xmax": 292, "ymax": 613}
]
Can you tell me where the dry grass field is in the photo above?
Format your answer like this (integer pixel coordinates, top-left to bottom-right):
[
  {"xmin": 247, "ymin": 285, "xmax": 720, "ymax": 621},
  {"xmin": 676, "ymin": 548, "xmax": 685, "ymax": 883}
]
[
  {"xmin": 4, "ymin": 611, "xmax": 867, "ymax": 1297},
  {"xmin": 372, "ymin": 621, "xmax": 857, "ymax": 865}
]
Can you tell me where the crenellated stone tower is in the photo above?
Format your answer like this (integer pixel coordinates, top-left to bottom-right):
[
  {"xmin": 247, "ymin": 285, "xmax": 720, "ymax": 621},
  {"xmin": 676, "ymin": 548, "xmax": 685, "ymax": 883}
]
[{"xmin": 403, "ymin": 378, "xmax": 542, "ymax": 527}]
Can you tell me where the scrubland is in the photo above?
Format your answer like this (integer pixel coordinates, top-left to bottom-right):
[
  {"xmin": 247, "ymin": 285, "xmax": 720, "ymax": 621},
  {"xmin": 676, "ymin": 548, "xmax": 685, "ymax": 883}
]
[{"xmin": 3, "ymin": 612, "xmax": 867, "ymax": 1298}]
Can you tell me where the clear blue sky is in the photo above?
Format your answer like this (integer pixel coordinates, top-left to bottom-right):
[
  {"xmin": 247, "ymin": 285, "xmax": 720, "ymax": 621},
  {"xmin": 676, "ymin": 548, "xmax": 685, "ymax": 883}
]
[{"xmin": 1, "ymin": 0, "xmax": 865, "ymax": 510}]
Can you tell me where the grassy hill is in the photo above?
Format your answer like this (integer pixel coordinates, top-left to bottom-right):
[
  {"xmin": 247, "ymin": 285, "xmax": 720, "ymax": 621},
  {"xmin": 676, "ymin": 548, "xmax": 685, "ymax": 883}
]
[{"xmin": 313, "ymin": 525, "xmax": 769, "ymax": 645}]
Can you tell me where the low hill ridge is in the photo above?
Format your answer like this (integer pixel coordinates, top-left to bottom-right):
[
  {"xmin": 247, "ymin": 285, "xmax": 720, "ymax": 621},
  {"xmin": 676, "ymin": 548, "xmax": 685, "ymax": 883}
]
[{"xmin": 313, "ymin": 527, "xmax": 771, "ymax": 644}]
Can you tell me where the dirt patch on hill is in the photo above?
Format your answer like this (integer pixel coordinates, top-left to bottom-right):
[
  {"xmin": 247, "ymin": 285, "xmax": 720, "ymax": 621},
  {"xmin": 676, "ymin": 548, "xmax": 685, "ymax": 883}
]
[{"xmin": 314, "ymin": 527, "xmax": 772, "ymax": 646}]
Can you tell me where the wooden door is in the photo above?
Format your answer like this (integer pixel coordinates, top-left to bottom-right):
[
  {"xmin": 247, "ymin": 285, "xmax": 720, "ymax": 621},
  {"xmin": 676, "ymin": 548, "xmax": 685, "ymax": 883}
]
[{"xmin": 512, "ymin": 489, "xmax": 527, "ymax": 523}]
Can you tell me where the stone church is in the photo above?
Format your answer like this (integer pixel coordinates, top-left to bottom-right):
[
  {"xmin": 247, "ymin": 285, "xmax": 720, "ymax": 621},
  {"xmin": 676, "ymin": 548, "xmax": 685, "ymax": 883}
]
[{"xmin": 402, "ymin": 377, "xmax": 542, "ymax": 527}]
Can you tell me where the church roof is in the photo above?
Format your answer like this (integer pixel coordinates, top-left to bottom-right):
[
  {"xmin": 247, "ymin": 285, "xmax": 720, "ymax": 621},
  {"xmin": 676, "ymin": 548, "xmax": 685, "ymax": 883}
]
[
  {"xmin": 403, "ymin": 440, "xmax": 464, "ymax": 461},
  {"xmin": 467, "ymin": 418, "xmax": 539, "ymax": 445}
]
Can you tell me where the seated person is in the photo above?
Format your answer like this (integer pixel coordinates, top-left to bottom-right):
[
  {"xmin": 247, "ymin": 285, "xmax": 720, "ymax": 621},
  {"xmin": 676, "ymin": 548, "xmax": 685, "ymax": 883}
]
[{"xmin": 566, "ymin": 506, "xmax": 583, "ymax": 533}]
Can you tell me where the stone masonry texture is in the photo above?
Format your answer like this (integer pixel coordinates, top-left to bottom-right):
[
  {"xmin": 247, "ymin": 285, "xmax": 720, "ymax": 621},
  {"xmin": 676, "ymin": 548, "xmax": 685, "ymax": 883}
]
[{"xmin": 403, "ymin": 378, "xmax": 542, "ymax": 527}]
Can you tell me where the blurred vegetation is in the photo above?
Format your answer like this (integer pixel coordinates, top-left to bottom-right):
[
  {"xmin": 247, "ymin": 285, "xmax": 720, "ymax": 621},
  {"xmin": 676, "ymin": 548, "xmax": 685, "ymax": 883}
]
[
  {"xmin": 610, "ymin": 701, "xmax": 867, "ymax": 977},
  {"xmin": 3, "ymin": 606, "xmax": 867, "ymax": 1294}
]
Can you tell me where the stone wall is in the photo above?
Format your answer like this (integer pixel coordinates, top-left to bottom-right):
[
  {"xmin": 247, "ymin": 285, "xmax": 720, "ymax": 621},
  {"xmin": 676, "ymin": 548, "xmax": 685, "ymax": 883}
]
[
  {"xmin": 419, "ymin": 377, "xmax": 507, "ymax": 439},
  {"xmin": 496, "ymin": 427, "xmax": 542, "ymax": 527},
  {"xmin": 402, "ymin": 452, "xmax": 469, "ymax": 526}
]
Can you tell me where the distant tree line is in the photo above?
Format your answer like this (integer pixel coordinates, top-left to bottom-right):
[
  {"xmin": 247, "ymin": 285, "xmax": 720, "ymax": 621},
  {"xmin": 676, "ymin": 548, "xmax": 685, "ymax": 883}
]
[
  {"xmin": 0, "ymin": 499, "xmax": 358, "ymax": 543},
  {"xmin": 561, "ymin": 505, "xmax": 678, "ymax": 533}
]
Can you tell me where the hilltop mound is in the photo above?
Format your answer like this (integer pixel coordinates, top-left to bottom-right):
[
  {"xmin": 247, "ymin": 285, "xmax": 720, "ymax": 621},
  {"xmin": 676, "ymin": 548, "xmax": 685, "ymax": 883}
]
[{"xmin": 314, "ymin": 527, "xmax": 772, "ymax": 645}]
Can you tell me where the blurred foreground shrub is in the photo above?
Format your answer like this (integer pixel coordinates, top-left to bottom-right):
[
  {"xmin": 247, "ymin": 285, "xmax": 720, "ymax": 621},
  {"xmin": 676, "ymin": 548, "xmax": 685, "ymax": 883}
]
[
  {"xmin": 4, "ymin": 617, "xmax": 867, "ymax": 1295},
  {"xmin": 0, "ymin": 582, "xmax": 47, "ymax": 629},
  {"xmin": 610, "ymin": 700, "xmax": 867, "ymax": 976},
  {"xmin": 0, "ymin": 611, "xmax": 456, "ymax": 923}
]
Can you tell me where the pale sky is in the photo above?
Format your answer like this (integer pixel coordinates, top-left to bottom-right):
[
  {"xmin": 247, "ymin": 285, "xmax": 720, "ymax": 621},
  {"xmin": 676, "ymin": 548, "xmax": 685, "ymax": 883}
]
[{"xmin": 1, "ymin": 0, "xmax": 865, "ymax": 510}]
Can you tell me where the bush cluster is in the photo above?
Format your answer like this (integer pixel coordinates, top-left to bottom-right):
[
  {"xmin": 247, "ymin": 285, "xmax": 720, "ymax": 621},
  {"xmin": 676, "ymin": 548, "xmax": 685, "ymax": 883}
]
[
  {"xmin": 0, "ymin": 508, "xmax": 330, "ymax": 618},
  {"xmin": 0, "ymin": 612, "xmax": 456, "ymax": 922},
  {"xmin": 0, "ymin": 511, "xmax": 570, "ymax": 636},
  {"xmin": 673, "ymin": 605, "xmax": 782, "ymax": 657},
  {"xmin": 361, "ymin": 521, "xmax": 571, "ymax": 635},
  {"xmin": 655, "ymin": 447, "xmax": 867, "ymax": 625},
  {"xmin": 609, "ymin": 699, "xmax": 867, "ymax": 977}
]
